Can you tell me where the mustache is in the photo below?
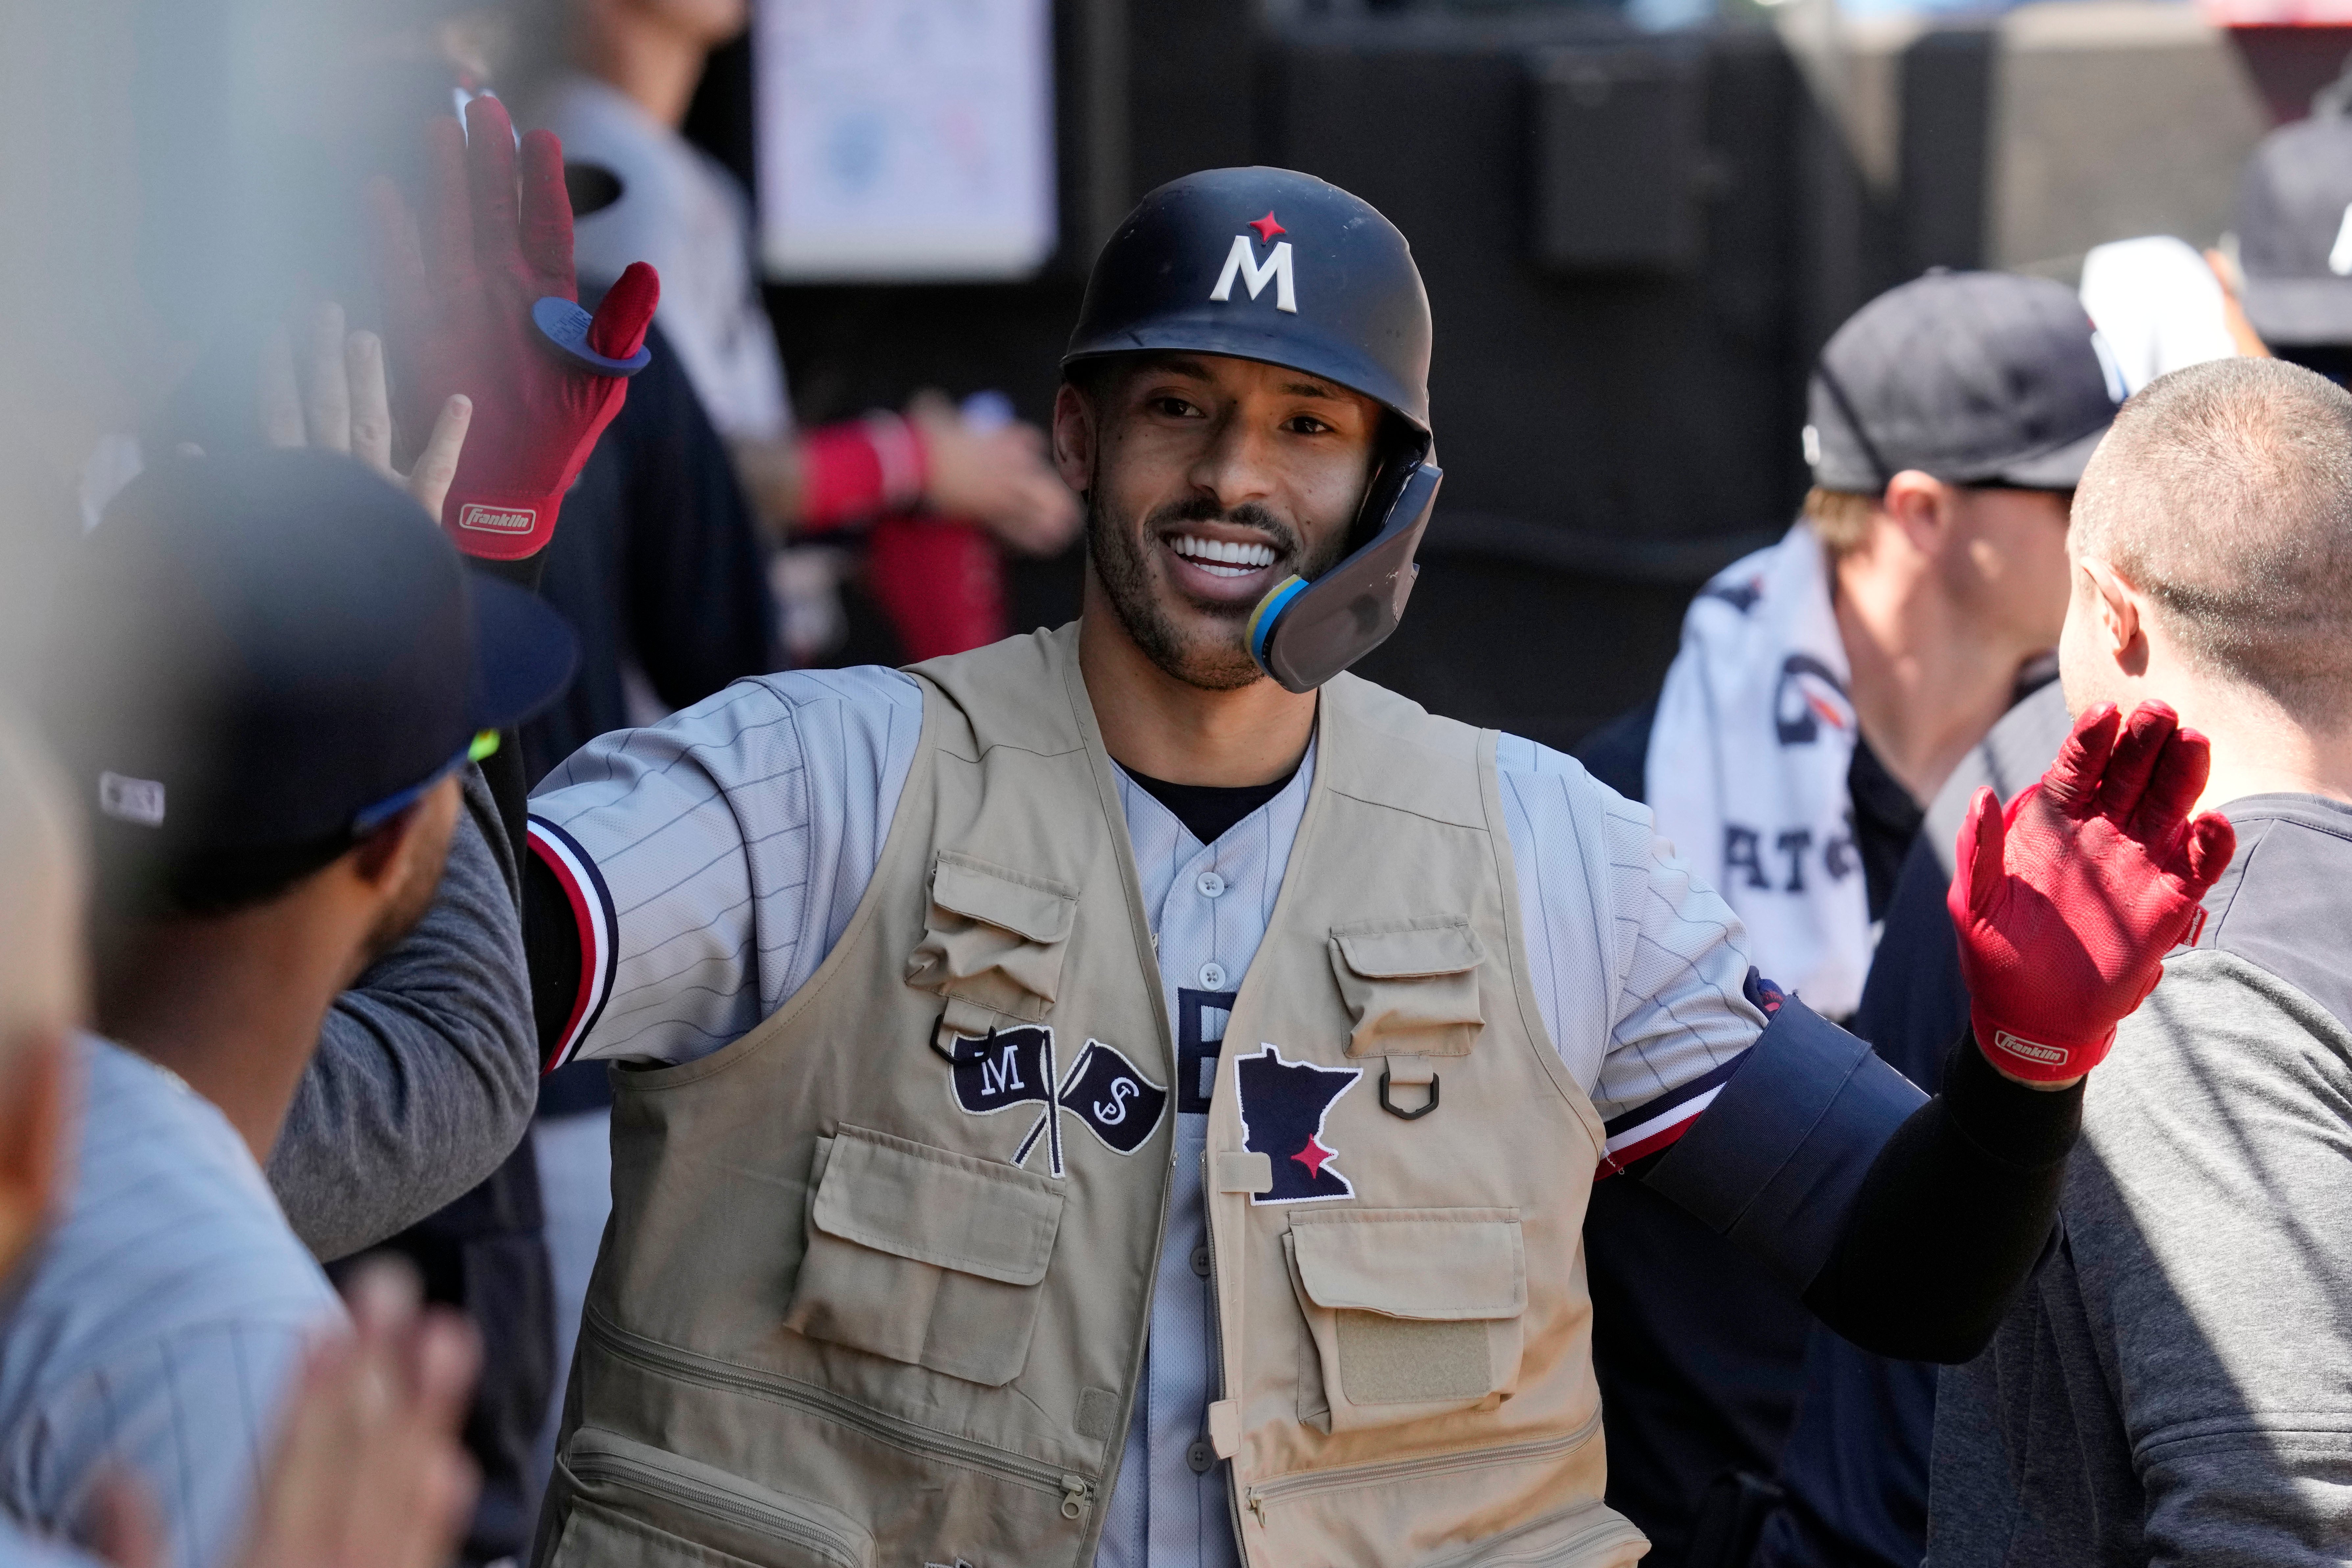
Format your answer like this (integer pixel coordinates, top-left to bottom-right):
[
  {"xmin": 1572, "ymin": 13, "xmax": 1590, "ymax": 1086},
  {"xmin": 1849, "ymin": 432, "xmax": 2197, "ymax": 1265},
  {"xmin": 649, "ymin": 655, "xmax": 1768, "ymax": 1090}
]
[{"xmin": 1146, "ymin": 495, "xmax": 1304, "ymax": 560}]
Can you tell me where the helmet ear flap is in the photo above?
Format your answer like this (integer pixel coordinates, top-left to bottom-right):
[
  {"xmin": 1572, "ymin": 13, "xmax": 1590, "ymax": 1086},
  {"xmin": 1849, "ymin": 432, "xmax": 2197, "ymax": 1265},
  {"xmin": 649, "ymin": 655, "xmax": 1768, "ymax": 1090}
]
[{"xmin": 1249, "ymin": 457, "xmax": 1444, "ymax": 694}]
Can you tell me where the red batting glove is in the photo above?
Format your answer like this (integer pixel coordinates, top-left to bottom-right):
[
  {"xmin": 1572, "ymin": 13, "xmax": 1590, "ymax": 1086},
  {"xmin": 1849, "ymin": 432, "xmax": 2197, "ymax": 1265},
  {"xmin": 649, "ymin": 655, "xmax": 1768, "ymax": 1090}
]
[
  {"xmin": 369, "ymin": 95, "xmax": 659, "ymax": 560},
  {"xmin": 1950, "ymin": 700, "xmax": 2236, "ymax": 1084}
]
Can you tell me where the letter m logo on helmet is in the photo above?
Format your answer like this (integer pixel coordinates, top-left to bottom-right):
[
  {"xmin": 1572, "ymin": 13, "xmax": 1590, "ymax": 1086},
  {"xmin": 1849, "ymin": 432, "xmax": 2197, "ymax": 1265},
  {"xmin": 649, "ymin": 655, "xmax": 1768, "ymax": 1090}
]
[{"xmin": 1209, "ymin": 234, "xmax": 1297, "ymax": 314}]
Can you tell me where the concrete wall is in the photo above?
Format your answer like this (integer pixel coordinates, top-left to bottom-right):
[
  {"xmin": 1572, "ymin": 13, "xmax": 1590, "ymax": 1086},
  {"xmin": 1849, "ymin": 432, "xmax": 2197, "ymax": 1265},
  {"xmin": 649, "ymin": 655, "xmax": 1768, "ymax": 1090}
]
[{"xmin": 1989, "ymin": 2, "xmax": 2269, "ymax": 270}]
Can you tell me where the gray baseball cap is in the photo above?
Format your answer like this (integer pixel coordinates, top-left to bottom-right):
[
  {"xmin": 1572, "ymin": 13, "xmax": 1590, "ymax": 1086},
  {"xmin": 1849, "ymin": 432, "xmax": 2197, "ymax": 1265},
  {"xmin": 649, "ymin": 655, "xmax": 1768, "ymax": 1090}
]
[
  {"xmin": 1805, "ymin": 270, "xmax": 2125, "ymax": 493},
  {"xmin": 2235, "ymin": 113, "xmax": 2352, "ymax": 348}
]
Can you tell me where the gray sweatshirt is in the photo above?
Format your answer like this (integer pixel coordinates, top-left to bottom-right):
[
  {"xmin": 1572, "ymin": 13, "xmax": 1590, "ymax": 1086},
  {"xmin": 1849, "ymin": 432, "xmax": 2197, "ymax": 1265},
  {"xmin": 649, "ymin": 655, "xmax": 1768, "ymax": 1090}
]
[
  {"xmin": 265, "ymin": 764, "xmax": 539, "ymax": 1261},
  {"xmin": 1928, "ymin": 794, "xmax": 2352, "ymax": 1567}
]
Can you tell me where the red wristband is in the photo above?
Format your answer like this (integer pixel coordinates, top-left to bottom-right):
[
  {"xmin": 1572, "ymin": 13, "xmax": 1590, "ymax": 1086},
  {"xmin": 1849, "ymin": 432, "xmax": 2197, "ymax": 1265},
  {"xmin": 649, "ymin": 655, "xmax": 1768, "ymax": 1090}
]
[{"xmin": 798, "ymin": 413, "xmax": 929, "ymax": 533}]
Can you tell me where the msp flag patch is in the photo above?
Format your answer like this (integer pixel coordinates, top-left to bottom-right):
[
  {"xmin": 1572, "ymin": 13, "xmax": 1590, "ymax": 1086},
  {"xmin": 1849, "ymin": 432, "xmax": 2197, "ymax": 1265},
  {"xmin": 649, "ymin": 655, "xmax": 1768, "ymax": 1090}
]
[
  {"xmin": 939, "ymin": 1026, "xmax": 1168, "ymax": 1176},
  {"xmin": 1057, "ymin": 1041, "xmax": 1169, "ymax": 1156},
  {"xmin": 1234, "ymin": 1045, "xmax": 1362, "ymax": 1203}
]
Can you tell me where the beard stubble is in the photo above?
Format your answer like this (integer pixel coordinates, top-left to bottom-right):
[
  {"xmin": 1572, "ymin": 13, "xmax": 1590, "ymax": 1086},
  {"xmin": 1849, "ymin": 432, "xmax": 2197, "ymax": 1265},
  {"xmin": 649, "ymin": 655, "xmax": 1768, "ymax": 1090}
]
[{"xmin": 1084, "ymin": 475, "xmax": 1346, "ymax": 693}]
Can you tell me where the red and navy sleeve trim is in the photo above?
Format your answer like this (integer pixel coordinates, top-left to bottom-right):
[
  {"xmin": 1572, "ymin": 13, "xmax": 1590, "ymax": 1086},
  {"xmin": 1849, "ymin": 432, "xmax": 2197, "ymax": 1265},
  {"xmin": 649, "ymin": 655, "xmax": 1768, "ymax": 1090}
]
[
  {"xmin": 1597, "ymin": 1052, "xmax": 1746, "ymax": 1176},
  {"xmin": 527, "ymin": 816, "xmax": 618, "ymax": 1072}
]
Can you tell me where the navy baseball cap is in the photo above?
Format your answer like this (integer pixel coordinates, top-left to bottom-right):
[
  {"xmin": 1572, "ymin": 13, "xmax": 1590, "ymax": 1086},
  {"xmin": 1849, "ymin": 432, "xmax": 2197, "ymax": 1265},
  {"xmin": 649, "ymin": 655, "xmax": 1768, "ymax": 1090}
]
[
  {"xmin": 39, "ymin": 448, "xmax": 576, "ymax": 909},
  {"xmin": 1805, "ymin": 271, "xmax": 2125, "ymax": 493},
  {"xmin": 2234, "ymin": 113, "xmax": 2352, "ymax": 348}
]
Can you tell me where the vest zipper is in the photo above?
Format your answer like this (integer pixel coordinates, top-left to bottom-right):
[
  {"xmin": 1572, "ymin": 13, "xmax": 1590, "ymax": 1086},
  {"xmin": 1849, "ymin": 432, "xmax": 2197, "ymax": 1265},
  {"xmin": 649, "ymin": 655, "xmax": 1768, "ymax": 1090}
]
[
  {"xmin": 565, "ymin": 1431, "xmax": 866, "ymax": 1568},
  {"xmin": 582, "ymin": 1306, "xmax": 1096, "ymax": 1523},
  {"xmin": 1239, "ymin": 1407, "xmax": 1606, "ymax": 1526}
]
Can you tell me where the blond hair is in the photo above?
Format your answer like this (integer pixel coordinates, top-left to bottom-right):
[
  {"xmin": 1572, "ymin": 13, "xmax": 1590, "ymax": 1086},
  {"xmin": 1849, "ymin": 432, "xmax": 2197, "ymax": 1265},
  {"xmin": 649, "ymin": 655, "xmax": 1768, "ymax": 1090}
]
[{"xmin": 1802, "ymin": 486, "xmax": 1879, "ymax": 557}]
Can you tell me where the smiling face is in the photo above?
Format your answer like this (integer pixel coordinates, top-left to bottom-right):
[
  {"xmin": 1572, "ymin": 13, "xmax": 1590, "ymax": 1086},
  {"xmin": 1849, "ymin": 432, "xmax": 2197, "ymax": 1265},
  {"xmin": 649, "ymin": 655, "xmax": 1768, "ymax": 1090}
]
[{"xmin": 1054, "ymin": 352, "xmax": 1384, "ymax": 690}]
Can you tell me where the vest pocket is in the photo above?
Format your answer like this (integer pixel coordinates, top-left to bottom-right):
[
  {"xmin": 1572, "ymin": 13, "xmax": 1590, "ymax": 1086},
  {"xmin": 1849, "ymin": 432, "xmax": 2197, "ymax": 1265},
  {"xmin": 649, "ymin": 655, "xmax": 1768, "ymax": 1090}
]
[
  {"xmin": 1328, "ymin": 915, "xmax": 1486, "ymax": 1058},
  {"xmin": 553, "ymin": 1426, "xmax": 873, "ymax": 1568},
  {"xmin": 784, "ymin": 1125, "xmax": 1063, "ymax": 1387},
  {"xmin": 905, "ymin": 852, "xmax": 1080, "ymax": 1042},
  {"xmin": 1282, "ymin": 1208, "xmax": 1526, "ymax": 1433}
]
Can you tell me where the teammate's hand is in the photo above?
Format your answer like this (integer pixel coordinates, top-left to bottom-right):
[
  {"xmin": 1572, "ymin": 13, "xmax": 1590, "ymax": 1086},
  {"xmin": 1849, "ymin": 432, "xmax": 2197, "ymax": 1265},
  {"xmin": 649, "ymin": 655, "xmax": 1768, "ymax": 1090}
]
[
  {"xmin": 368, "ymin": 94, "xmax": 658, "ymax": 561},
  {"xmin": 259, "ymin": 302, "xmax": 473, "ymax": 520},
  {"xmin": 907, "ymin": 391, "xmax": 1081, "ymax": 556},
  {"xmin": 235, "ymin": 1259, "xmax": 481, "ymax": 1568},
  {"xmin": 1950, "ymin": 700, "xmax": 2235, "ymax": 1086}
]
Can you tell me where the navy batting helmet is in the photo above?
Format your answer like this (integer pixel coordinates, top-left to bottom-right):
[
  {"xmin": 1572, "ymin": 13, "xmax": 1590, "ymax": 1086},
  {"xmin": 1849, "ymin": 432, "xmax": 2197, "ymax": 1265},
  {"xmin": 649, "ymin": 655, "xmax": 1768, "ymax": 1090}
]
[{"xmin": 1063, "ymin": 167, "xmax": 1444, "ymax": 693}]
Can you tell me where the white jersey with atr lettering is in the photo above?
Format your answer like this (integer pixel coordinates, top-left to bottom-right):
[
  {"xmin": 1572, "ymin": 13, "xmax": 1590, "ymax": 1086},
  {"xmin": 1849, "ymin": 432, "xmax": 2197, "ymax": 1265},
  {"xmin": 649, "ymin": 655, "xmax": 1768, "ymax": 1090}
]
[{"xmin": 528, "ymin": 665, "xmax": 1766, "ymax": 1568}]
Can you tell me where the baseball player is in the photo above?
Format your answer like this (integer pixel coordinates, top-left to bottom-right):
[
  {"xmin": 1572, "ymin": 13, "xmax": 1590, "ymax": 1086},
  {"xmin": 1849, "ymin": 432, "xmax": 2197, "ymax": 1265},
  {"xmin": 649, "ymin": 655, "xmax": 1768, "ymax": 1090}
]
[{"xmin": 486, "ymin": 169, "xmax": 2230, "ymax": 1568}]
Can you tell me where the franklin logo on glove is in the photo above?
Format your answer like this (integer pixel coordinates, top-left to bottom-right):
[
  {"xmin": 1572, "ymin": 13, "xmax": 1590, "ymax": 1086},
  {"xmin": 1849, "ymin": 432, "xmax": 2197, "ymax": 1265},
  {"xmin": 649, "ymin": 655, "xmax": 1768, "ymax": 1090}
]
[{"xmin": 457, "ymin": 504, "xmax": 536, "ymax": 535}]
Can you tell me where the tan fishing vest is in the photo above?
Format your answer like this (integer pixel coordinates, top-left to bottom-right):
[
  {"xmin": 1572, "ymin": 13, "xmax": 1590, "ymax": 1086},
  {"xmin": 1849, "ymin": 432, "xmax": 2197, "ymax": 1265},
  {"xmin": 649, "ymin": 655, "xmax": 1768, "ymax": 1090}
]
[{"xmin": 537, "ymin": 624, "xmax": 1646, "ymax": 1568}]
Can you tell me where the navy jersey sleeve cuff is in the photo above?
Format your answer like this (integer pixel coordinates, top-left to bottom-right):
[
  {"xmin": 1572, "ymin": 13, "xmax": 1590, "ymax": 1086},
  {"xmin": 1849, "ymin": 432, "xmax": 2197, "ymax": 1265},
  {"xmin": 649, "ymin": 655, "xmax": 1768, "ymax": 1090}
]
[{"xmin": 1643, "ymin": 995, "xmax": 1926, "ymax": 1293}]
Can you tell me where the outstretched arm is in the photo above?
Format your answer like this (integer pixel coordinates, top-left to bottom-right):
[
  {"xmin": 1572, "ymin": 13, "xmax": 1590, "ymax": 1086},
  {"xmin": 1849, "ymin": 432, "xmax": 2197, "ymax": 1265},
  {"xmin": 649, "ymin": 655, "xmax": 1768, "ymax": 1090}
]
[
  {"xmin": 521, "ymin": 668, "xmax": 924, "ymax": 1073},
  {"xmin": 1625, "ymin": 701, "xmax": 2231, "ymax": 1360},
  {"xmin": 274, "ymin": 767, "xmax": 536, "ymax": 1261}
]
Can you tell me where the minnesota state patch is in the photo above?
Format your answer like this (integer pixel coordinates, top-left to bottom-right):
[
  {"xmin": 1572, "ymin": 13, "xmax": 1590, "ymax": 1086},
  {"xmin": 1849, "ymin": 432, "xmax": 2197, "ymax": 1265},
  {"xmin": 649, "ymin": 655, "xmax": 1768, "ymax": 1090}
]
[{"xmin": 1234, "ymin": 1045, "xmax": 1361, "ymax": 1203}]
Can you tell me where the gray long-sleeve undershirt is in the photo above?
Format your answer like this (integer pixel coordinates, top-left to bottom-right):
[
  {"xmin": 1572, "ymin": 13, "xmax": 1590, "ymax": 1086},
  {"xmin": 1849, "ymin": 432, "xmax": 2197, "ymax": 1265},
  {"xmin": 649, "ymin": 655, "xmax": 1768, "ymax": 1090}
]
[{"xmin": 266, "ymin": 763, "xmax": 539, "ymax": 1261}]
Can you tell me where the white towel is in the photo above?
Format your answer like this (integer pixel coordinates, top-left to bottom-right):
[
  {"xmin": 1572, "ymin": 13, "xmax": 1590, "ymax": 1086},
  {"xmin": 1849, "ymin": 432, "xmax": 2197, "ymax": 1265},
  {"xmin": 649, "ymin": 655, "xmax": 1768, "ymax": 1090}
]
[
  {"xmin": 2079, "ymin": 235, "xmax": 2239, "ymax": 395},
  {"xmin": 1646, "ymin": 523, "xmax": 1873, "ymax": 1018}
]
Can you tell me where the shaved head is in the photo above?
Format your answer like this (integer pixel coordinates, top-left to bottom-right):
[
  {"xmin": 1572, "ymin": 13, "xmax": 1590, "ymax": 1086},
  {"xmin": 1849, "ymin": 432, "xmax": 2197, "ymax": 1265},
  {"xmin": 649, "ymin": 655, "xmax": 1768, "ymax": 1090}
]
[{"xmin": 2073, "ymin": 357, "xmax": 2352, "ymax": 726}]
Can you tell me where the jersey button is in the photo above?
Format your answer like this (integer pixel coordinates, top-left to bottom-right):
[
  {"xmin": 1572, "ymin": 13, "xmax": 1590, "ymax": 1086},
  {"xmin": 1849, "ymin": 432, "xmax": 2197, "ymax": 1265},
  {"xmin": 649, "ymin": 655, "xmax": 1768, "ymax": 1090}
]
[
  {"xmin": 1191, "ymin": 1245, "xmax": 1211, "ymax": 1278},
  {"xmin": 1199, "ymin": 962, "xmax": 1226, "ymax": 989},
  {"xmin": 1196, "ymin": 871, "xmax": 1226, "ymax": 898},
  {"xmin": 1188, "ymin": 1440, "xmax": 1216, "ymax": 1474}
]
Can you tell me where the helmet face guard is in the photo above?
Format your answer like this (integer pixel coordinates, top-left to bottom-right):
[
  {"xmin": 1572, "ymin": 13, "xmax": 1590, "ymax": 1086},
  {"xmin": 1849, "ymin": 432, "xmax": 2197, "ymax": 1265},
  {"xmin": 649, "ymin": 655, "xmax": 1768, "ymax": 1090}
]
[
  {"xmin": 1247, "ymin": 441, "xmax": 1442, "ymax": 693},
  {"xmin": 1063, "ymin": 167, "xmax": 1438, "ymax": 691}
]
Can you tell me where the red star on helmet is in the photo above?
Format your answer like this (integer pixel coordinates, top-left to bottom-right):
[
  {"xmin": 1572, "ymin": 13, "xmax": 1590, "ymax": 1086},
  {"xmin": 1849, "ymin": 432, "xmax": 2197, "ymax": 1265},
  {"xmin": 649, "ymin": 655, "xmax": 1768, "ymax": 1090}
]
[
  {"xmin": 1292, "ymin": 1134, "xmax": 1335, "ymax": 1179},
  {"xmin": 1249, "ymin": 211, "xmax": 1286, "ymax": 244}
]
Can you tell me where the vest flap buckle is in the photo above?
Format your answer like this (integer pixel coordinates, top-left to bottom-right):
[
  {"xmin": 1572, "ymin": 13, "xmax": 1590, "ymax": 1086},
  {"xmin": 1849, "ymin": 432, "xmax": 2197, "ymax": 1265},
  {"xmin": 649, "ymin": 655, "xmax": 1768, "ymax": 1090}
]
[
  {"xmin": 1206, "ymin": 1399, "xmax": 1243, "ymax": 1459},
  {"xmin": 1328, "ymin": 915, "xmax": 1486, "ymax": 1059},
  {"xmin": 810, "ymin": 1125, "xmax": 1064, "ymax": 1286},
  {"xmin": 1215, "ymin": 1151, "xmax": 1274, "ymax": 1194},
  {"xmin": 1289, "ymin": 1210, "xmax": 1526, "ymax": 1320}
]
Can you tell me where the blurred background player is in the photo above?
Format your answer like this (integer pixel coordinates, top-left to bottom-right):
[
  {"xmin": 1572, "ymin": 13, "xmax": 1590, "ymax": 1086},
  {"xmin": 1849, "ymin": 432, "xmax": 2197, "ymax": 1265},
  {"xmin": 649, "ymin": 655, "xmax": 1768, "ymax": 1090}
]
[
  {"xmin": 0, "ymin": 704, "xmax": 489, "ymax": 1568},
  {"xmin": 519, "ymin": 0, "xmax": 1080, "ymax": 672},
  {"xmin": 1573, "ymin": 270, "xmax": 2119, "ymax": 1568},
  {"xmin": 2230, "ymin": 102, "xmax": 2352, "ymax": 388},
  {"xmin": 5, "ymin": 447, "xmax": 573, "ymax": 1568}
]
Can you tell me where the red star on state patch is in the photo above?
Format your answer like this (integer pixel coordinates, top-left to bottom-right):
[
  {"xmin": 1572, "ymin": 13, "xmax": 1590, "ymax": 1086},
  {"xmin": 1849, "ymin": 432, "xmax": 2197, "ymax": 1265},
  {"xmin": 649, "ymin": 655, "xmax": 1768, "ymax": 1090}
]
[
  {"xmin": 1292, "ymin": 1134, "xmax": 1335, "ymax": 1179},
  {"xmin": 1248, "ymin": 211, "xmax": 1286, "ymax": 244}
]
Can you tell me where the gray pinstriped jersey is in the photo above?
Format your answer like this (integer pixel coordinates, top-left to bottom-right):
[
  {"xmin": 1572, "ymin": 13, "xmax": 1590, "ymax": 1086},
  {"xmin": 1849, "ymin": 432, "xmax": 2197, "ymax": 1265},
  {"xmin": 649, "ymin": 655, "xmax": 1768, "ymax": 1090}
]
[
  {"xmin": 0, "ymin": 1038, "xmax": 342, "ymax": 1568},
  {"xmin": 529, "ymin": 666, "xmax": 1764, "ymax": 1568}
]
